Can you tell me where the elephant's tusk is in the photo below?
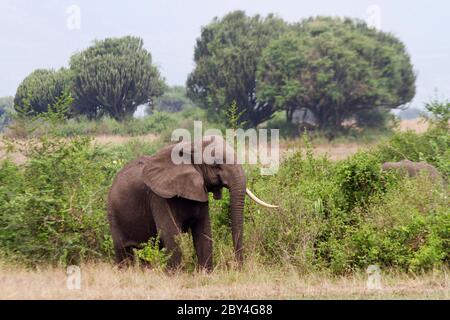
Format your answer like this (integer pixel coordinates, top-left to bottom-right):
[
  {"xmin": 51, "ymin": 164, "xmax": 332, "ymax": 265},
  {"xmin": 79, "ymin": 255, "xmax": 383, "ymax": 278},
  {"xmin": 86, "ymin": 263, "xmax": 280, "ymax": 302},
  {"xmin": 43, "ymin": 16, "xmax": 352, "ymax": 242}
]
[{"xmin": 246, "ymin": 188, "xmax": 278, "ymax": 208}]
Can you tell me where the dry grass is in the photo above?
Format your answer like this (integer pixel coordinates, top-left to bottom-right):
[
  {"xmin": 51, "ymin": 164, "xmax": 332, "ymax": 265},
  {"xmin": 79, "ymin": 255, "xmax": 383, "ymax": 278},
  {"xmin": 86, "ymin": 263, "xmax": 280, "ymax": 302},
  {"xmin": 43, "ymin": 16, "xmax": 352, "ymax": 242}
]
[
  {"xmin": 0, "ymin": 262, "xmax": 448, "ymax": 300},
  {"xmin": 399, "ymin": 119, "xmax": 429, "ymax": 133},
  {"xmin": 0, "ymin": 133, "xmax": 158, "ymax": 164},
  {"xmin": 280, "ymin": 142, "xmax": 363, "ymax": 161},
  {"xmin": 0, "ymin": 119, "xmax": 428, "ymax": 164},
  {"xmin": 92, "ymin": 133, "xmax": 158, "ymax": 145}
]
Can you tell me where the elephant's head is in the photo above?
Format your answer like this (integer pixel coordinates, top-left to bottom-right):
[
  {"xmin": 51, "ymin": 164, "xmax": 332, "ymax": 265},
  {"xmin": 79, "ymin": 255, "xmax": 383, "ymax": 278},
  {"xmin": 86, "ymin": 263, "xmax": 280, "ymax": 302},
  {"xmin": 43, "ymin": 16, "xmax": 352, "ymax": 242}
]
[{"xmin": 140, "ymin": 135, "xmax": 277, "ymax": 264}]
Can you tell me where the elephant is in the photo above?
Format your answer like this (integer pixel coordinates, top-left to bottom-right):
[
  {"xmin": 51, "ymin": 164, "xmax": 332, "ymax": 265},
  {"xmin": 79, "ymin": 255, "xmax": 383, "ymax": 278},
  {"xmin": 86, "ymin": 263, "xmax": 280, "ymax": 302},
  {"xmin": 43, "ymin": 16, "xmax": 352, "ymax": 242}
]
[
  {"xmin": 381, "ymin": 159, "xmax": 443, "ymax": 184},
  {"xmin": 107, "ymin": 135, "xmax": 277, "ymax": 270}
]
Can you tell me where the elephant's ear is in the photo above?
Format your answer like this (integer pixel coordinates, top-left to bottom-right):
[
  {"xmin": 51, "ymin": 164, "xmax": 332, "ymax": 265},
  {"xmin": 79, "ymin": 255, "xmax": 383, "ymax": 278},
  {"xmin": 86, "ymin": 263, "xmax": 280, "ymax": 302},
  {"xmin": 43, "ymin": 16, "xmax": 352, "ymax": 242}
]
[{"xmin": 141, "ymin": 145, "xmax": 208, "ymax": 202}]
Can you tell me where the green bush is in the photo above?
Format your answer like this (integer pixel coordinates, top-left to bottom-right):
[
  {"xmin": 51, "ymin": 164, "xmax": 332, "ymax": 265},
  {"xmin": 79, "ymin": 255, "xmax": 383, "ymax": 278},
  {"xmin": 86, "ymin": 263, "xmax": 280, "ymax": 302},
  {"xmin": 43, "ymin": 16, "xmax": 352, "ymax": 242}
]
[
  {"xmin": 335, "ymin": 151, "xmax": 394, "ymax": 210},
  {"xmin": 349, "ymin": 177, "xmax": 448, "ymax": 271},
  {"xmin": 134, "ymin": 236, "xmax": 170, "ymax": 269},
  {"xmin": 0, "ymin": 137, "xmax": 117, "ymax": 265},
  {"xmin": 208, "ymin": 126, "xmax": 448, "ymax": 274}
]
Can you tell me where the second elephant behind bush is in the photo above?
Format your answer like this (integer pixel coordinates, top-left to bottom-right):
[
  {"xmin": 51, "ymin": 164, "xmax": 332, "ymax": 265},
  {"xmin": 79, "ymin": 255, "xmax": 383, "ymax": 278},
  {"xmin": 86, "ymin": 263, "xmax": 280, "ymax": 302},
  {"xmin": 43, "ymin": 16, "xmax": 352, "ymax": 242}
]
[{"xmin": 381, "ymin": 159, "xmax": 444, "ymax": 184}]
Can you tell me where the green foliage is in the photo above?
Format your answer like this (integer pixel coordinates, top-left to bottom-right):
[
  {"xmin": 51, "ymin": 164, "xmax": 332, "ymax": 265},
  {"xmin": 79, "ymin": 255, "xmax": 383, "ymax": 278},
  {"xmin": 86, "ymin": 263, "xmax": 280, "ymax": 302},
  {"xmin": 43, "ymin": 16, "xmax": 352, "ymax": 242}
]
[
  {"xmin": 0, "ymin": 136, "xmax": 116, "ymax": 265},
  {"xmin": 6, "ymin": 91, "xmax": 74, "ymax": 138},
  {"xmin": 36, "ymin": 91, "xmax": 73, "ymax": 125},
  {"xmin": 225, "ymin": 101, "xmax": 246, "ymax": 130},
  {"xmin": 187, "ymin": 10, "xmax": 288, "ymax": 127},
  {"xmin": 134, "ymin": 236, "xmax": 170, "ymax": 268},
  {"xmin": 14, "ymin": 68, "xmax": 72, "ymax": 116},
  {"xmin": 210, "ymin": 124, "xmax": 448, "ymax": 274},
  {"xmin": 70, "ymin": 36, "xmax": 166, "ymax": 121},
  {"xmin": 348, "ymin": 177, "xmax": 448, "ymax": 272},
  {"xmin": 423, "ymin": 99, "xmax": 450, "ymax": 130},
  {"xmin": 0, "ymin": 130, "xmax": 170, "ymax": 266},
  {"xmin": 257, "ymin": 16, "xmax": 416, "ymax": 131},
  {"xmin": 335, "ymin": 151, "xmax": 392, "ymax": 210}
]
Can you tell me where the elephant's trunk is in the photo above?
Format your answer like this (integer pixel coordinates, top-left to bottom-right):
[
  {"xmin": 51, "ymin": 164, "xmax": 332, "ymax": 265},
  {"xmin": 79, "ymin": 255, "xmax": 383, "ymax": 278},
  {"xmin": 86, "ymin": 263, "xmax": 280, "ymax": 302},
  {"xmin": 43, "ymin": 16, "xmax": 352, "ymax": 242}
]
[{"xmin": 228, "ymin": 166, "xmax": 246, "ymax": 265}]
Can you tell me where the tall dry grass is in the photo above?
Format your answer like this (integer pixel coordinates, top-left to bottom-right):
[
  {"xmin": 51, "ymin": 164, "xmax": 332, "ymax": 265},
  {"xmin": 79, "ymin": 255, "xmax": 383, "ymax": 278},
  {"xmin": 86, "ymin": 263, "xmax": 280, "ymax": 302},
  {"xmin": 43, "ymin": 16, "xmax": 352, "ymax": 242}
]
[{"xmin": 0, "ymin": 261, "xmax": 448, "ymax": 300}]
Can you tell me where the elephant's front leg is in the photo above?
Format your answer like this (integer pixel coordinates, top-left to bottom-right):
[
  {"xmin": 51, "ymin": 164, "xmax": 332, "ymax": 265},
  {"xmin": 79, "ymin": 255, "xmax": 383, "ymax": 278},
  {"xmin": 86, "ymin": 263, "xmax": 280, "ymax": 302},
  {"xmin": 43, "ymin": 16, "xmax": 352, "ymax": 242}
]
[
  {"xmin": 192, "ymin": 203, "xmax": 213, "ymax": 271},
  {"xmin": 151, "ymin": 201, "xmax": 183, "ymax": 270}
]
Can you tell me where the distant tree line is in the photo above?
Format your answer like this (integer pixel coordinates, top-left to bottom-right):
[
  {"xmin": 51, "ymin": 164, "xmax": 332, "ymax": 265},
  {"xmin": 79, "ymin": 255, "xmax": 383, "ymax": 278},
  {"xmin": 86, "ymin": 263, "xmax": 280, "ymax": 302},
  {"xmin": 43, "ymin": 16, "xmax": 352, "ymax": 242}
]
[{"xmin": 12, "ymin": 12, "xmax": 416, "ymax": 132}]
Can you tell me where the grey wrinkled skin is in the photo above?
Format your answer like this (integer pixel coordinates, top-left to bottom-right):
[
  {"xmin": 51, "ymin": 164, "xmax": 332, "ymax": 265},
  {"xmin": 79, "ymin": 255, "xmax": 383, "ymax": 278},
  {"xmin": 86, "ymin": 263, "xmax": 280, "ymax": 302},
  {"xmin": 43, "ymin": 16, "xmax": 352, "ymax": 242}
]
[
  {"xmin": 381, "ymin": 159, "xmax": 444, "ymax": 184},
  {"xmin": 107, "ymin": 135, "xmax": 246, "ymax": 271}
]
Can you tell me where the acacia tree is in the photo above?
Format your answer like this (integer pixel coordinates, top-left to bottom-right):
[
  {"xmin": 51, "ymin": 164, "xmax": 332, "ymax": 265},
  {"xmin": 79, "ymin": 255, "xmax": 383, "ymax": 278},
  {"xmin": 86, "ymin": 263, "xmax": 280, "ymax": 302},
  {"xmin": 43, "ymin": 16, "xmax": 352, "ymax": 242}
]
[
  {"xmin": 257, "ymin": 17, "xmax": 416, "ymax": 131},
  {"xmin": 187, "ymin": 11, "xmax": 287, "ymax": 127},
  {"xmin": 14, "ymin": 69, "xmax": 71, "ymax": 116},
  {"xmin": 70, "ymin": 36, "xmax": 165, "ymax": 121}
]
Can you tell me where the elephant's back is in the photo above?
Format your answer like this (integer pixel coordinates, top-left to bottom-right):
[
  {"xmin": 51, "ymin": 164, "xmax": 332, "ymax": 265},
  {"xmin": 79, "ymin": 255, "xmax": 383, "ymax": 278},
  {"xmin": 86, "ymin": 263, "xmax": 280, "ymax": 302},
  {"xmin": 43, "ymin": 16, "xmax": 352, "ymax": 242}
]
[
  {"xmin": 107, "ymin": 156, "xmax": 150, "ymax": 215},
  {"xmin": 112, "ymin": 156, "xmax": 149, "ymax": 183}
]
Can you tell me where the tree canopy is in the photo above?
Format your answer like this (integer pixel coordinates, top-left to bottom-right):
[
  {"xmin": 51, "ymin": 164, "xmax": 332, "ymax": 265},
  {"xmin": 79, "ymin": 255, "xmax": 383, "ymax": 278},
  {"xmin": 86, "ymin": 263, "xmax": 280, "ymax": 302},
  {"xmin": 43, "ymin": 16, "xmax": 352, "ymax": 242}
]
[
  {"xmin": 70, "ymin": 36, "xmax": 166, "ymax": 121},
  {"xmin": 187, "ymin": 11, "xmax": 288, "ymax": 127},
  {"xmin": 14, "ymin": 68, "xmax": 71, "ymax": 116},
  {"xmin": 256, "ymin": 17, "xmax": 416, "ymax": 131}
]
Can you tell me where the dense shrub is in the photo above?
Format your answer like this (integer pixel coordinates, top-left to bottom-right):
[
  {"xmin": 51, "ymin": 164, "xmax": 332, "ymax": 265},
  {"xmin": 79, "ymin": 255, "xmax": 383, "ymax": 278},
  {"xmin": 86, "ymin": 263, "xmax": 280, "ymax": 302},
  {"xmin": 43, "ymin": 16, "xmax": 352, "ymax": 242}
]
[
  {"xmin": 0, "ymin": 137, "xmax": 117, "ymax": 265},
  {"xmin": 234, "ymin": 140, "xmax": 448, "ymax": 273}
]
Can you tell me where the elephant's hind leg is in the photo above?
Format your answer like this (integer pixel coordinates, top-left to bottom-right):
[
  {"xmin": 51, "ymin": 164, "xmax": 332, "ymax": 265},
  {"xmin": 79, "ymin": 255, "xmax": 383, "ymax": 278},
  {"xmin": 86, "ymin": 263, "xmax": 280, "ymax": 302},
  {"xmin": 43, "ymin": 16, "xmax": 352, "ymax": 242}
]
[
  {"xmin": 114, "ymin": 244, "xmax": 136, "ymax": 267},
  {"xmin": 109, "ymin": 217, "xmax": 138, "ymax": 267}
]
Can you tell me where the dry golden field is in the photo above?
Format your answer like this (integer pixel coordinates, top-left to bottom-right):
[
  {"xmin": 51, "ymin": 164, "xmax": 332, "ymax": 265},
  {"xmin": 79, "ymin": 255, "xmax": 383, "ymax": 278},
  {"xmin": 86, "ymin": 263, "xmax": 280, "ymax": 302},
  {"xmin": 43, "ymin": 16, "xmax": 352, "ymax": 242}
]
[
  {"xmin": 0, "ymin": 262, "xmax": 448, "ymax": 300},
  {"xmin": 399, "ymin": 119, "xmax": 429, "ymax": 133}
]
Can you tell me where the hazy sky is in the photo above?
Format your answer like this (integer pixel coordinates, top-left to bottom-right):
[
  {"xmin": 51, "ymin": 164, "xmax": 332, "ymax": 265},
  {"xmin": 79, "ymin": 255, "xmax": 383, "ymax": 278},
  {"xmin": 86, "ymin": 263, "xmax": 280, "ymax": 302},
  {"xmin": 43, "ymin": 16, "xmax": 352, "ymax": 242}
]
[{"xmin": 1, "ymin": 0, "xmax": 449, "ymax": 109}]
